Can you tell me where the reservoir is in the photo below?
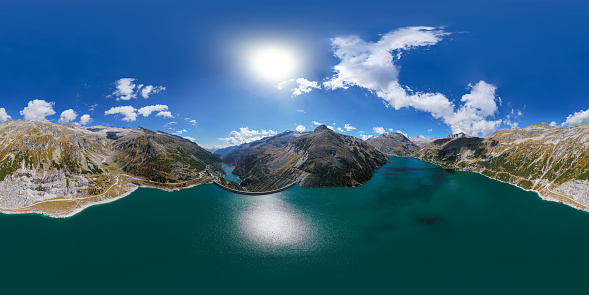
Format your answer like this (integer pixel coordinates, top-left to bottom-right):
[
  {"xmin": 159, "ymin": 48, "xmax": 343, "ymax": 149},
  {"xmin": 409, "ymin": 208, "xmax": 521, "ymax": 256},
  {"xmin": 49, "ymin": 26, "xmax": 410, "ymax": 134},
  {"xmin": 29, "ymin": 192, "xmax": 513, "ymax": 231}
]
[
  {"xmin": 222, "ymin": 166, "xmax": 241, "ymax": 184},
  {"xmin": 1, "ymin": 156, "xmax": 589, "ymax": 294}
]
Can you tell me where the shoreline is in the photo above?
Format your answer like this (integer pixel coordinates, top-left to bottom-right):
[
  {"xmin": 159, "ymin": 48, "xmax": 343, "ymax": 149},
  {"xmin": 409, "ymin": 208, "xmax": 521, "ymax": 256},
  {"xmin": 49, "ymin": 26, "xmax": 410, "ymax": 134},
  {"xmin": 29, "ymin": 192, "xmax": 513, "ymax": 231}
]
[
  {"xmin": 0, "ymin": 178, "xmax": 216, "ymax": 219},
  {"xmin": 0, "ymin": 185, "xmax": 139, "ymax": 219},
  {"xmin": 222, "ymin": 166, "xmax": 242, "ymax": 184},
  {"xmin": 2, "ymin": 157, "xmax": 587, "ymax": 218},
  {"xmin": 469, "ymin": 170, "xmax": 589, "ymax": 214},
  {"xmin": 414, "ymin": 157, "xmax": 589, "ymax": 214}
]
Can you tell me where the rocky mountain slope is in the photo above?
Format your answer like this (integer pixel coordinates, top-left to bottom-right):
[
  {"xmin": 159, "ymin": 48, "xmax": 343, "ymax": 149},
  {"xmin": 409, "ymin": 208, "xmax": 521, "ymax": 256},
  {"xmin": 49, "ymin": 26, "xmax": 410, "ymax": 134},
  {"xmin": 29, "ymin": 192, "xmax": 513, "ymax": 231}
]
[
  {"xmin": 232, "ymin": 125, "xmax": 389, "ymax": 191},
  {"xmin": 408, "ymin": 136, "xmax": 436, "ymax": 148},
  {"xmin": 0, "ymin": 120, "xmax": 223, "ymax": 217},
  {"xmin": 416, "ymin": 123, "xmax": 589, "ymax": 211},
  {"xmin": 214, "ymin": 130, "xmax": 308, "ymax": 165},
  {"xmin": 366, "ymin": 132, "xmax": 420, "ymax": 156}
]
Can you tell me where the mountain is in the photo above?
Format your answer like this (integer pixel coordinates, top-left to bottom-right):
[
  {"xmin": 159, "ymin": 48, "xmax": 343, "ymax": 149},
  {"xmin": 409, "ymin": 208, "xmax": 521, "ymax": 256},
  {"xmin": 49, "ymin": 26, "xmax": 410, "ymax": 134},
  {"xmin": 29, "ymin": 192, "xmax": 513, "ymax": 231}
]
[
  {"xmin": 408, "ymin": 136, "xmax": 432, "ymax": 148},
  {"xmin": 365, "ymin": 132, "xmax": 419, "ymax": 156},
  {"xmin": 0, "ymin": 120, "xmax": 223, "ymax": 217},
  {"xmin": 416, "ymin": 123, "xmax": 589, "ymax": 211},
  {"xmin": 213, "ymin": 145, "xmax": 238, "ymax": 159},
  {"xmin": 215, "ymin": 130, "xmax": 308, "ymax": 165},
  {"xmin": 232, "ymin": 125, "xmax": 389, "ymax": 191},
  {"xmin": 445, "ymin": 132, "xmax": 470, "ymax": 139}
]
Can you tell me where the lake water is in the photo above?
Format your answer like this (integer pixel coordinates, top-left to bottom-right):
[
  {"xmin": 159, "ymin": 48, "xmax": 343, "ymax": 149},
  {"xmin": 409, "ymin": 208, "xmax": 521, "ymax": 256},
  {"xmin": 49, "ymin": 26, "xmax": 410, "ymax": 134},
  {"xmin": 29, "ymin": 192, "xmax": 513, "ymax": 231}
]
[
  {"xmin": 1, "ymin": 157, "xmax": 589, "ymax": 294},
  {"xmin": 222, "ymin": 166, "xmax": 241, "ymax": 184}
]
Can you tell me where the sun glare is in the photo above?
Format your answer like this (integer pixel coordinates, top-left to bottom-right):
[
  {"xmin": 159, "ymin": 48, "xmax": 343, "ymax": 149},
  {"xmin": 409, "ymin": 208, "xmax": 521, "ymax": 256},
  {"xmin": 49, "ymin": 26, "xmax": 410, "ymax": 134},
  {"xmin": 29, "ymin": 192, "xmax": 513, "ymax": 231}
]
[{"xmin": 249, "ymin": 46, "xmax": 296, "ymax": 82}]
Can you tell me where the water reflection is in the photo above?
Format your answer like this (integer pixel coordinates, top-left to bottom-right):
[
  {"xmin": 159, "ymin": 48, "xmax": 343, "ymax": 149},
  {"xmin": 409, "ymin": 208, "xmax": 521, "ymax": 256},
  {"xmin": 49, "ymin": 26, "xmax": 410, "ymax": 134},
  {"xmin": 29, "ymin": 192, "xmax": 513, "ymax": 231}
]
[{"xmin": 237, "ymin": 194, "xmax": 311, "ymax": 251}]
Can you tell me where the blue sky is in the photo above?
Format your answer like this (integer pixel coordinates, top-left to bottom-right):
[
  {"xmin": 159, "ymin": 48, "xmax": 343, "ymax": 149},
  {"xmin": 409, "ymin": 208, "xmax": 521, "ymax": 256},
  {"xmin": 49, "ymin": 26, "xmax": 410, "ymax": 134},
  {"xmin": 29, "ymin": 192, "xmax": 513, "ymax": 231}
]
[{"xmin": 1, "ymin": 0, "xmax": 588, "ymax": 149}]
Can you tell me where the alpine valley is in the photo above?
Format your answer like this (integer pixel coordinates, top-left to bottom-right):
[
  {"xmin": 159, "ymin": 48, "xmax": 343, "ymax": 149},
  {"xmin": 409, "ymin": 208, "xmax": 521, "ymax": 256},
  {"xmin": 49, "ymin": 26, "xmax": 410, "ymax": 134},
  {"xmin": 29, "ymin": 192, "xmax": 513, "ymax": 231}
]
[{"xmin": 1, "ymin": 119, "xmax": 589, "ymax": 217}]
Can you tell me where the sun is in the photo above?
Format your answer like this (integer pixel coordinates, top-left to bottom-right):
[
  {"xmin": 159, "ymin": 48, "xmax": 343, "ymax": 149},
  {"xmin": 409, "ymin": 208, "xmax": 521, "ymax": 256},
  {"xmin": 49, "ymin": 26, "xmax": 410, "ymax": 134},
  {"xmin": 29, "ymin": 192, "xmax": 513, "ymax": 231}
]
[{"xmin": 249, "ymin": 45, "xmax": 297, "ymax": 82}]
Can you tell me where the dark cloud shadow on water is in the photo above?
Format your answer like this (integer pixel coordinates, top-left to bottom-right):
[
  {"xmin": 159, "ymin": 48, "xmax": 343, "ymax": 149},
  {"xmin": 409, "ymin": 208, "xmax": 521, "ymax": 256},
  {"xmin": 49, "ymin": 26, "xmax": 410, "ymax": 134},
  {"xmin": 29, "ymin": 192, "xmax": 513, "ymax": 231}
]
[{"xmin": 360, "ymin": 164, "xmax": 451, "ymax": 242}]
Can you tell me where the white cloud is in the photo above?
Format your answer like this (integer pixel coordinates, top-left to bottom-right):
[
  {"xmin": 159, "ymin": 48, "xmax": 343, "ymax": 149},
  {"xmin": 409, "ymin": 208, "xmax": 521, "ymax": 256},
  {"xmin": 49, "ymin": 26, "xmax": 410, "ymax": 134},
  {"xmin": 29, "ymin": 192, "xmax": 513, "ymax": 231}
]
[
  {"xmin": 109, "ymin": 78, "xmax": 166, "ymax": 100},
  {"xmin": 156, "ymin": 111, "xmax": 173, "ymax": 118},
  {"xmin": 79, "ymin": 114, "xmax": 92, "ymax": 125},
  {"xmin": 311, "ymin": 120, "xmax": 334, "ymax": 130},
  {"xmin": 0, "ymin": 108, "xmax": 12, "ymax": 122},
  {"xmin": 506, "ymin": 121, "xmax": 519, "ymax": 129},
  {"xmin": 174, "ymin": 129, "xmax": 187, "ymax": 135},
  {"xmin": 182, "ymin": 136, "xmax": 195, "ymax": 142},
  {"xmin": 562, "ymin": 108, "xmax": 589, "ymax": 127},
  {"xmin": 110, "ymin": 78, "xmax": 138, "ymax": 101},
  {"xmin": 277, "ymin": 78, "xmax": 321, "ymax": 97},
  {"xmin": 276, "ymin": 81, "xmax": 287, "ymax": 90},
  {"xmin": 104, "ymin": 106, "xmax": 137, "ymax": 122},
  {"xmin": 20, "ymin": 99, "xmax": 56, "ymax": 121},
  {"xmin": 504, "ymin": 108, "xmax": 523, "ymax": 130},
  {"xmin": 58, "ymin": 109, "xmax": 78, "ymax": 123},
  {"xmin": 297, "ymin": 109, "xmax": 306, "ymax": 113},
  {"xmin": 199, "ymin": 143, "xmax": 229, "ymax": 150},
  {"xmin": 549, "ymin": 121, "xmax": 557, "ymax": 127},
  {"xmin": 373, "ymin": 126, "xmax": 386, "ymax": 134},
  {"xmin": 260, "ymin": 129, "xmax": 275, "ymax": 135},
  {"xmin": 337, "ymin": 127, "xmax": 344, "ymax": 132},
  {"xmin": 296, "ymin": 124, "xmax": 306, "ymax": 132},
  {"xmin": 163, "ymin": 121, "xmax": 177, "ymax": 129},
  {"xmin": 140, "ymin": 85, "xmax": 166, "ymax": 99},
  {"xmin": 89, "ymin": 104, "xmax": 98, "ymax": 111},
  {"xmin": 344, "ymin": 123, "xmax": 356, "ymax": 131},
  {"xmin": 443, "ymin": 81, "xmax": 503, "ymax": 136},
  {"xmin": 324, "ymin": 27, "xmax": 447, "ymax": 91},
  {"xmin": 292, "ymin": 78, "xmax": 321, "ymax": 97},
  {"xmin": 360, "ymin": 134, "xmax": 373, "ymax": 140},
  {"xmin": 427, "ymin": 129, "xmax": 433, "ymax": 132},
  {"xmin": 183, "ymin": 118, "xmax": 198, "ymax": 127},
  {"xmin": 138, "ymin": 104, "xmax": 168, "ymax": 117},
  {"xmin": 322, "ymin": 27, "xmax": 503, "ymax": 137},
  {"xmin": 218, "ymin": 127, "xmax": 278, "ymax": 146}
]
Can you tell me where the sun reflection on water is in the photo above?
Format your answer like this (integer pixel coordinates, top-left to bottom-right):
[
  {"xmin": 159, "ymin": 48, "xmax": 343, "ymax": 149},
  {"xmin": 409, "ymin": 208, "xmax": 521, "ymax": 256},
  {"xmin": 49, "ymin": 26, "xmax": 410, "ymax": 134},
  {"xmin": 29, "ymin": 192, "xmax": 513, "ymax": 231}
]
[{"xmin": 238, "ymin": 194, "xmax": 311, "ymax": 250}]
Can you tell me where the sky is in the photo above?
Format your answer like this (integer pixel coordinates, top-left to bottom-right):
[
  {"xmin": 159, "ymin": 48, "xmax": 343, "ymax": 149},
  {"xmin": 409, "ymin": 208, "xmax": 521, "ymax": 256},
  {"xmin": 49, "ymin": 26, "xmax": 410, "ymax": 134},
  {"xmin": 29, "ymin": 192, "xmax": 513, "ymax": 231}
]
[{"xmin": 1, "ymin": 0, "xmax": 589, "ymax": 150}]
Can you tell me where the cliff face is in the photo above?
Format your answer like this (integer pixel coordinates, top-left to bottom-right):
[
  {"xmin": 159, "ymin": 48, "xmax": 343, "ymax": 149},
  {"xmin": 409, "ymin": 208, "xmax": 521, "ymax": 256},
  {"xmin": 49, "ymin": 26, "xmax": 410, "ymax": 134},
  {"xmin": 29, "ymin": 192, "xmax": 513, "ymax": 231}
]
[
  {"xmin": 416, "ymin": 123, "xmax": 589, "ymax": 211},
  {"xmin": 0, "ymin": 120, "xmax": 222, "ymax": 217},
  {"xmin": 365, "ymin": 132, "xmax": 420, "ymax": 156},
  {"xmin": 232, "ymin": 125, "xmax": 389, "ymax": 191}
]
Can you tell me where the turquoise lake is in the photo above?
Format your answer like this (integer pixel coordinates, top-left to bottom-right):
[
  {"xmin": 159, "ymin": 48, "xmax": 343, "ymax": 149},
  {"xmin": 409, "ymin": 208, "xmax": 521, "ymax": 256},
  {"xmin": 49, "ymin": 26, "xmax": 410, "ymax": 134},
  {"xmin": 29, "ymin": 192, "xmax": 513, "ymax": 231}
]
[
  {"xmin": 1, "ymin": 156, "xmax": 589, "ymax": 294},
  {"xmin": 222, "ymin": 166, "xmax": 241, "ymax": 184}
]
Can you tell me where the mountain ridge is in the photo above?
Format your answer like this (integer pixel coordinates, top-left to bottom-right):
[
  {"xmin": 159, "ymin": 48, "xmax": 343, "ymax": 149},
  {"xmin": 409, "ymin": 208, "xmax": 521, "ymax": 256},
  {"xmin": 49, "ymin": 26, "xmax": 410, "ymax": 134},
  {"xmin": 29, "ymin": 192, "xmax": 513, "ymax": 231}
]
[
  {"xmin": 0, "ymin": 120, "xmax": 223, "ymax": 217},
  {"xmin": 231, "ymin": 125, "xmax": 389, "ymax": 191},
  {"xmin": 365, "ymin": 132, "xmax": 420, "ymax": 156},
  {"xmin": 415, "ymin": 123, "xmax": 589, "ymax": 211},
  {"xmin": 2, "ymin": 119, "xmax": 588, "ymax": 216}
]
